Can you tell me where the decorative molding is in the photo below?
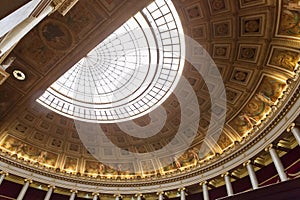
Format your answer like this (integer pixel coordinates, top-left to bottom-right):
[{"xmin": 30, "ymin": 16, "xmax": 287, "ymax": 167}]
[
  {"xmin": 31, "ymin": 0, "xmax": 52, "ymax": 17},
  {"xmin": 52, "ymin": 0, "xmax": 79, "ymax": 16},
  {"xmin": 0, "ymin": 68, "xmax": 10, "ymax": 85}
]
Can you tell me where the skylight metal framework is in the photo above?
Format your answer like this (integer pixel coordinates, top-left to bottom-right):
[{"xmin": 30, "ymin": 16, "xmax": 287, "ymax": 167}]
[{"xmin": 37, "ymin": 0, "xmax": 185, "ymax": 122}]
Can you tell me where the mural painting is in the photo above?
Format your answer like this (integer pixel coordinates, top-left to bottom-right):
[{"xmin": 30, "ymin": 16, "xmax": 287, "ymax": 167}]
[
  {"xmin": 39, "ymin": 19, "xmax": 74, "ymax": 52},
  {"xmin": 63, "ymin": 157, "xmax": 78, "ymax": 171},
  {"xmin": 229, "ymin": 76, "xmax": 286, "ymax": 136},
  {"xmin": 0, "ymin": 135, "xmax": 57, "ymax": 167},
  {"xmin": 269, "ymin": 47, "xmax": 300, "ymax": 72},
  {"xmin": 159, "ymin": 149, "xmax": 200, "ymax": 172},
  {"xmin": 216, "ymin": 133, "xmax": 233, "ymax": 149},
  {"xmin": 84, "ymin": 160, "xmax": 105, "ymax": 175},
  {"xmin": 84, "ymin": 161, "xmax": 135, "ymax": 176},
  {"xmin": 15, "ymin": 29, "xmax": 55, "ymax": 68},
  {"xmin": 278, "ymin": 0, "xmax": 300, "ymax": 37}
]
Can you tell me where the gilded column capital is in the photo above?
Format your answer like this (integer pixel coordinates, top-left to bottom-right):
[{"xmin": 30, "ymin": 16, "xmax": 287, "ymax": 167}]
[
  {"xmin": 221, "ymin": 172, "xmax": 230, "ymax": 177},
  {"xmin": 243, "ymin": 160, "xmax": 252, "ymax": 167},
  {"xmin": 199, "ymin": 181, "xmax": 208, "ymax": 186},
  {"xmin": 48, "ymin": 185, "xmax": 56, "ymax": 189},
  {"xmin": 264, "ymin": 144, "xmax": 273, "ymax": 152},
  {"xmin": 287, "ymin": 123, "xmax": 296, "ymax": 132},
  {"xmin": 156, "ymin": 191, "xmax": 164, "ymax": 195},
  {"xmin": 114, "ymin": 194, "xmax": 122, "ymax": 198},
  {"xmin": 135, "ymin": 193, "xmax": 143, "ymax": 197},
  {"xmin": 24, "ymin": 179, "xmax": 33, "ymax": 184},
  {"xmin": 178, "ymin": 187, "xmax": 185, "ymax": 191},
  {"xmin": 70, "ymin": 189, "xmax": 78, "ymax": 193},
  {"xmin": 92, "ymin": 192, "xmax": 100, "ymax": 196},
  {"xmin": 0, "ymin": 171, "xmax": 8, "ymax": 176}
]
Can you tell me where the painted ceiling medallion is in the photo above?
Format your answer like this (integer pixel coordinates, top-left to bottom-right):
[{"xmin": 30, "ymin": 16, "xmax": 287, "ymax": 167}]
[{"xmin": 39, "ymin": 18, "xmax": 74, "ymax": 52}]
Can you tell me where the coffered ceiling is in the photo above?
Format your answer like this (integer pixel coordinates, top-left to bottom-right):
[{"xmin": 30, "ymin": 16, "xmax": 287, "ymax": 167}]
[{"xmin": 0, "ymin": 0, "xmax": 299, "ymax": 192}]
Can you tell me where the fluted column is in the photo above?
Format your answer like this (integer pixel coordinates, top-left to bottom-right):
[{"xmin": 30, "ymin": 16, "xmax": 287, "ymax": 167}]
[
  {"xmin": 243, "ymin": 160, "xmax": 259, "ymax": 189},
  {"xmin": 17, "ymin": 179, "xmax": 32, "ymax": 200},
  {"xmin": 157, "ymin": 191, "xmax": 164, "ymax": 200},
  {"xmin": 69, "ymin": 190, "xmax": 77, "ymax": 200},
  {"xmin": 222, "ymin": 172, "xmax": 233, "ymax": 196},
  {"xmin": 178, "ymin": 188, "xmax": 186, "ymax": 200},
  {"xmin": 287, "ymin": 123, "xmax": 300, "ymax": 146},
  {"xmin": 44, "ymin": 185, "xmax": 55, "ymax": 200},
  {"xmin": 265, "ymin": 144, "xmax": 288, "ymax": 182},
  {"xmin": 92, "ymin": 192, "xmax": 99, "ymax": 200},
  {"xmin": 0, "ymin": 171, "xmax": 8, "ymax": 185},
  {"xmin": 200, "ymin": 181, "xmax": 209, "ymax": 200}
]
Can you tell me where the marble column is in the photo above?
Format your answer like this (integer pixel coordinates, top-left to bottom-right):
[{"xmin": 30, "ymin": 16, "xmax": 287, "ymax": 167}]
[
  {"xmin": 44, "ymin": 185, "xmax": 55, "ymax": 200},
  {"xmin": 92, "ymin": 192, "xmax": 99, "ymax": 200},
  {"xmin": 200, "ymin": 181, "xmax": 209, "ymax": 200},
  {"xmin": 178, "ymin": 188, "xmax": 186, "ymax": 200},
  {"xmin": 222, "ymin": 172, "xmax": 233, "ymax": 196},
  {"xmin": 0, "ymin": 171, "xmax": 8, "ymax": 185},
  {"xmin": 287, "ymin": 123, "xmax": 300, "ymax": 146},
  {"xmin": 17, "ymin": 179, "xmax": 32, "ymax": 200},
  {"xmin": 69, "ymin": 190, "xmax": 77, "ymax": 200},
  {"xmin": 0, "ymin": 4, "xmax": 54, "ymax": 57},
  {"xmin": 243, "ymin": 160, "xmax": 259, "ymax": 189},
  {"xmin": 265, "ymin": 144, "xmax": 288, "ymax": 182},
  {"xmin": 157, "ymin": 191, "xmax": 164, "ymax": 200}
]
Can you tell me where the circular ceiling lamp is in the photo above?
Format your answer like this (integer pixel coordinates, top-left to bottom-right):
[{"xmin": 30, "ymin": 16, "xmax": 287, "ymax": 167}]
[
  {"xmin": 37, "ymin": 0, "xmax": 185, "ymax": 123},
  {"xmin": 12, "ymin": 69, "xmax": 26, "ymax": 80}
]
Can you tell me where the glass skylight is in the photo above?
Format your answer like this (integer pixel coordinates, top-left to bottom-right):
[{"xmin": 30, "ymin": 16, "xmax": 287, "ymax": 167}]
[{"xmin": 37, "ymin": 0, "xmax": 185, "ymax": 123}]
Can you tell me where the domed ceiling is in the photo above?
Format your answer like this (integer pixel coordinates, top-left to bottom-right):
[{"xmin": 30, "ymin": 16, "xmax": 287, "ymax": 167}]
[{"xmin": 0, "ymin": 0, "xmax": 300, "ymax": 194}]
